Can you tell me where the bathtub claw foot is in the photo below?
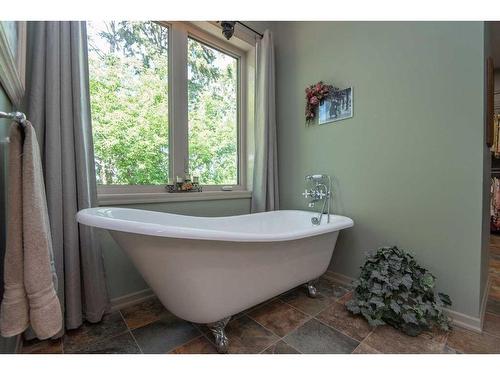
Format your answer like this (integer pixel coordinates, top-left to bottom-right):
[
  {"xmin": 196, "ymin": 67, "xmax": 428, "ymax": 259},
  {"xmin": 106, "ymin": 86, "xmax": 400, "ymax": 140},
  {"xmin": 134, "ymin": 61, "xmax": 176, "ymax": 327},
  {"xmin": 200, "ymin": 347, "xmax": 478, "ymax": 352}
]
[
  {"xmin": 208, "ymin": 316, "xmax": 231, "ymax": 354},
  {"xmin": 306, "ymin": 281, "xmax": 319, "ymax": 298}
]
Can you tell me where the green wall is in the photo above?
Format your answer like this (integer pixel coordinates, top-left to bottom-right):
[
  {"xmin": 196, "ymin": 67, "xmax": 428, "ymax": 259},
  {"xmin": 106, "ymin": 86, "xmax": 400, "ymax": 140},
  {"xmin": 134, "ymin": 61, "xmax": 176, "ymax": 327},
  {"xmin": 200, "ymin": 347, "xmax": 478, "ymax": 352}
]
[
  {"xmin": 272, "ymin": 21, "xmax": 487, "ymax": 317},
  {"xmin": 101, "ymin": 198, "xmax": 251, "ymax": 300}
]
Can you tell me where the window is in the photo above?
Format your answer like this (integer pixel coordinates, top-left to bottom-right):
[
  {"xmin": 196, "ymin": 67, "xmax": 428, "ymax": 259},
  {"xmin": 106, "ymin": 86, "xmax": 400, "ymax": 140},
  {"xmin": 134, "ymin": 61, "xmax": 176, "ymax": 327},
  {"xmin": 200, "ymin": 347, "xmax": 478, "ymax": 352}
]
[
  {"xmin": 188, "ymin": 37, "xmax": 238, "ymax": 185},
  {"xmin": 87, "ymin": 21, "xmax": 169, "ymax": 185},
  {"xmin": 87, "ymin": 21, "xmax": 246, "ymax": 195}
]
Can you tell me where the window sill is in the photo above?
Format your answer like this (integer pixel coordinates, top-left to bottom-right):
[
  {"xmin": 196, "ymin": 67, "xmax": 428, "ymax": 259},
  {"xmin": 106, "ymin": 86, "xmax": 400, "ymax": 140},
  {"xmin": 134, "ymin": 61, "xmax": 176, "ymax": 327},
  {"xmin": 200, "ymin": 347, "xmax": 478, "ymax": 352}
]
[{"xmin": 97, "ymin": 190, "xmax": 252, "ymax": 206}]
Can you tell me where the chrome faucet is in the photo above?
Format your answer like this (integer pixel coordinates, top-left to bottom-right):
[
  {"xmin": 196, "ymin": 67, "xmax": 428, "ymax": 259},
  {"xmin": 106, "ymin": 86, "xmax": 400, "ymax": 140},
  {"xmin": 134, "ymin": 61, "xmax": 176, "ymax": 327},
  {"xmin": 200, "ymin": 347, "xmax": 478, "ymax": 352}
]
[{"xmin": 302, "ymin": 174, "xmax": 332, "ymax": 225}]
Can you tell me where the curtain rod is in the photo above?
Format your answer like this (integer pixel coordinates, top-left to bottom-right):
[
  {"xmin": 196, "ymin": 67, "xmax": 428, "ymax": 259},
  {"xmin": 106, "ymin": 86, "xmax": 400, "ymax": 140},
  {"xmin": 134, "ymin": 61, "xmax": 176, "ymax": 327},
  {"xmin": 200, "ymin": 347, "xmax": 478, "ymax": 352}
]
[
  {"xmin": 236, "ymin": 22, "xmax": 264, "ymax": 38},
  {"xmin": 219, "ymin": 21, "xmax": 263, "ymax": 40}
]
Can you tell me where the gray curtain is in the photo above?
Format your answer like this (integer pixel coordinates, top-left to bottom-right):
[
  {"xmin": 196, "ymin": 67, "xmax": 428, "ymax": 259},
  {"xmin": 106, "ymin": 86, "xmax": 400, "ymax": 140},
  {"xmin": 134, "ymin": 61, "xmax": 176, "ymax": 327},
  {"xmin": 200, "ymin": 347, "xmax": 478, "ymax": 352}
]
[
  {"xmin": 23, "ymin": 21, "xmax": 109, "ymax": 330},
  {"xmin": 251, "ymin": 30, "xmax": 279, "ymax": 212}
]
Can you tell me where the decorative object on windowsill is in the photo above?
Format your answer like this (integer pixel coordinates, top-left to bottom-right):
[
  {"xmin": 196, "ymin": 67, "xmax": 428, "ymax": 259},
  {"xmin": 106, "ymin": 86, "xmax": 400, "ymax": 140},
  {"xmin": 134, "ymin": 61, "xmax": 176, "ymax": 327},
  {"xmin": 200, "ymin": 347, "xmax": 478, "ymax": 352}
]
[
  {"xmin": 166, "ymin": 175, "xmax": 203, "ymax": 193},
  {"xmin": 345, "ymin": 246, "xmax": 452, "ymax": 337}
]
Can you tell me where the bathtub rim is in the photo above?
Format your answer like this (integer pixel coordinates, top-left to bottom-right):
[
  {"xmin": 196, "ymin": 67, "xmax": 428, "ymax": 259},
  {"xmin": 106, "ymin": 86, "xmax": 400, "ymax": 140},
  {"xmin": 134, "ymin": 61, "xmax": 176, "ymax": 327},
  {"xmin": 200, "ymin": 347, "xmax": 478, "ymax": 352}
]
[{"xmin": 76, "ymin": 207, "xmax": 354, "ymax": 243}]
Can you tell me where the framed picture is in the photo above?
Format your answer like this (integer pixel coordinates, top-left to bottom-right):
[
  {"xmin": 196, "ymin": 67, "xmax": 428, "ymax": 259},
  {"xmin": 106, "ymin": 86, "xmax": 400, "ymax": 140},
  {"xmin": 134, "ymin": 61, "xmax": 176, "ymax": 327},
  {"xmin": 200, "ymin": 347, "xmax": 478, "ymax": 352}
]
[
  {"xmin": 0, "ymin": 21, "xmax": 27, "ymax": 107},
  {"xmin": 319, "ymin": 86, "xmax": 353, "ymax": 125}
]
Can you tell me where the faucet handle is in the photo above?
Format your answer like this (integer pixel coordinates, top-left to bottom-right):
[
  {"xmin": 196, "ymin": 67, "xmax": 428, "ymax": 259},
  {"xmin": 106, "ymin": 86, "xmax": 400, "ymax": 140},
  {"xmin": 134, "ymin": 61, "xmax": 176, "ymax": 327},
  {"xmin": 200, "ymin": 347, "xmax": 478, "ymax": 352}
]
[{"xmin": 302, "ymin": 189, "xmax": 311, "ymax": 198}]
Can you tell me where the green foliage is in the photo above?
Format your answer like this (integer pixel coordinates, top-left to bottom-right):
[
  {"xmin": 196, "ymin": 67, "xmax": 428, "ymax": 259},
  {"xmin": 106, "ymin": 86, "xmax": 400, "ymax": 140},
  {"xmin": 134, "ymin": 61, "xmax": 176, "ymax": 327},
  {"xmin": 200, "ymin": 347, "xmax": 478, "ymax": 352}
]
[
  {"xmin": 346, "ymin": 246, "xmax": 452, "ymax": 336},
  {"xmin": 187, "ymin": 38, "xmax": 237, "ymax": 185},
  {"xmin": 87, "ymin": 21, "xmax": 238, "ymax": 185}
]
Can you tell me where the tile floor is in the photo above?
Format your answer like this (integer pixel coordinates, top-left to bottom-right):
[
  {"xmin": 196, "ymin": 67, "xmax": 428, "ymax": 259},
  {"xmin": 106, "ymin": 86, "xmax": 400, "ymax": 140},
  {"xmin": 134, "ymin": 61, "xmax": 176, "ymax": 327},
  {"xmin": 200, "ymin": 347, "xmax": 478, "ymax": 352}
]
[{"xmin": 21, "ymin": 238, "xmax": 500, "ymax": 354}]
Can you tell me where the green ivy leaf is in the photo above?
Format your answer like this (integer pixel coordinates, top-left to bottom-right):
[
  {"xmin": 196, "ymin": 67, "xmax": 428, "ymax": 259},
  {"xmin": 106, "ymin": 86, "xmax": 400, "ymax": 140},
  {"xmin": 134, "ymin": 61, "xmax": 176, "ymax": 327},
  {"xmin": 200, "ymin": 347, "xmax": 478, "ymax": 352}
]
[
  {"xmin": 390, "ymin": 300, "xmax": 401, "ymax": 314},
  {"xmin": 401, "ymin": 274, "xmax": 413, "ymax": 289},
  {"xmin": 437, "ymin": 293, "xmax": 452, "ymax": 306},
  {"xmin": 345, "ymin": 246, "xmax": 452, "ymax": 337}
]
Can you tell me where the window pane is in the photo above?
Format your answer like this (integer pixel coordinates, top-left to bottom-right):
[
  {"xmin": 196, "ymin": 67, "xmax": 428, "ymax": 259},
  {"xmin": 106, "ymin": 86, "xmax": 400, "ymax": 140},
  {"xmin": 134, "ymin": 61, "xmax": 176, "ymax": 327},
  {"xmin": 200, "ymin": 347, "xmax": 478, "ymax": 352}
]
[
  {"xmin": 188, "ymin": 38, "xmax": 238, "ymax": 185},
  {"xmin": 87, "ymin": 21, "xmax": 169, "ymax": 185}
]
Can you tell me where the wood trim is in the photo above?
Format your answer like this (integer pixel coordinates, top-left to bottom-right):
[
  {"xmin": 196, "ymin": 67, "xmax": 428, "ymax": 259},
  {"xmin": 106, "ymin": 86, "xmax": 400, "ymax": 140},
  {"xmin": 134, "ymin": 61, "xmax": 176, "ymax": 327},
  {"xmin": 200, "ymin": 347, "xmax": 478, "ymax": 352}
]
[{"xmin": 487, "ymin": 56, "xmax": 495, "ymax": 147}]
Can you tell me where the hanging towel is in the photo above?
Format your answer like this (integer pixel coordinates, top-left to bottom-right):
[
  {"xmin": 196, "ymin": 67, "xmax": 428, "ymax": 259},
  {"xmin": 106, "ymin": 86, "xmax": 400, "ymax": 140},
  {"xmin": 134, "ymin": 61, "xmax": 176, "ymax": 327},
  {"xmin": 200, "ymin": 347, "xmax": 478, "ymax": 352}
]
[
  {"xmin": 0, "ymin": 123, "xmax": 29, "ymax": 337},
  {"xmin": 0, "ymin": 121, "xmax": 62, "ymax": 339}
]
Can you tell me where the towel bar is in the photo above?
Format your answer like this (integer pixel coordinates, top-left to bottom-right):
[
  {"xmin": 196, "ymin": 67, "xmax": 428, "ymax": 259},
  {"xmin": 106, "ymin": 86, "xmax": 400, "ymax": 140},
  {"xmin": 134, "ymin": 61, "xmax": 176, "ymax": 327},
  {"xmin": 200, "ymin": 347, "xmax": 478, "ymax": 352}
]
[{"xmin": 0, "ymin": 111, "xmax": 26, "ymax": 127}]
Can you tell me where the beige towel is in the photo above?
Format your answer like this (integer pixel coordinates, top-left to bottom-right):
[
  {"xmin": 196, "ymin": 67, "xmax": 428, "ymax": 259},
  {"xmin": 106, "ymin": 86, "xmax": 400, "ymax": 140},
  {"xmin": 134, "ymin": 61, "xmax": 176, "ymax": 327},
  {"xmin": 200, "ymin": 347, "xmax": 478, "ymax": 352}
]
[
  {"xmin": 0, "ymin": 122, "xmax": 62, "ymax": 339},
  {"xmin": 0, "ymin": 123, "xmax": 29, "ymax": 337}
]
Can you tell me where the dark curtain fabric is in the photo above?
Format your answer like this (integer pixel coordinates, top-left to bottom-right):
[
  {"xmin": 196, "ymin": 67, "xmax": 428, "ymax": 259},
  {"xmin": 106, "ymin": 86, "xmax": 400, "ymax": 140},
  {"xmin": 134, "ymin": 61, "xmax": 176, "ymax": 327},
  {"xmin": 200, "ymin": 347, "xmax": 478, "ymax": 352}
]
[{"xmin": 23, "ymin": 21, "xmax": 109, "ymax": 331}]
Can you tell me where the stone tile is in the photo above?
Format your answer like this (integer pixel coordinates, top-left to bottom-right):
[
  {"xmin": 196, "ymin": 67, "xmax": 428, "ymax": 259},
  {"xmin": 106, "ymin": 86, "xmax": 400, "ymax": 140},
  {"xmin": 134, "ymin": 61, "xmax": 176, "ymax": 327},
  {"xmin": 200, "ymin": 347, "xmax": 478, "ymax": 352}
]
[
  {"xmin": 120, "ymin": 297, "xmax": 169, "ymax": 330},
  {"xmin": 220, "ymin": 316, "xmax": 279, "ymax": 354},
  {"xmin": 22, "ymin": 338, "xmax": 63, "ymax": 354},
  {"xmin": 70, "ymin": 332, "xmax": 140, "ymax": 354},
  {"xmin": 483, "ymin": 312, "xmax": 500, "ymax": 338},
  {"xmin": 132, "ymin": 312, "xmax": 200, "ymax": 354},
  {"xmin": 236, "ymin": 297, "xmax": 277, "ymax": 319},
  {"xmin": 352, "ymin": 342, "xmax": 380, "ymax": 354},
  {"xmin": 316, "ymin": 302, "xmax": 373, "ymax": 341},
  {"xmin": 362, "ymin": 325, "xmax": 445, "ymax": 353},
  {"xmin": 316, "ymin": 277, "xmax": 351, "ymax": 300},
  {"xmin": 262, "ymin": 340, "xmax": 300, "ymax": 354},
  {"xmin": 417, "ymin": 326, "xmax": 449, "ymax": 345},
  {"xmin": 279, "ymin": 287, "xmax": 332, "ymax": 316},
  {"xmin": 447, "ymin": 326, "xmax": 500, "ymax": 354},
  {"xmin": 337, "ymin": 291, "xmax": 353, "ymax": 305},
  {"xmin": 248, "ymin": 299, "xmax": 310, "ymax": 337},
  {"xmin": 442, "ymin": 345, "xmax": 461, "ymax": 354},
  {"xmin": 63, "ymin": 311, "xmax": 128, "ymax": 353},
  {"xmin": 283, "ymin": 318, "xmax": 359, "ymax": 354},
  {"xmin": 169, "ymin": 336, "xmax": 218, "ymax": 354},
  {"xmin": 486, "ymin": 298, "xmax": 500, "ymax": 315}
]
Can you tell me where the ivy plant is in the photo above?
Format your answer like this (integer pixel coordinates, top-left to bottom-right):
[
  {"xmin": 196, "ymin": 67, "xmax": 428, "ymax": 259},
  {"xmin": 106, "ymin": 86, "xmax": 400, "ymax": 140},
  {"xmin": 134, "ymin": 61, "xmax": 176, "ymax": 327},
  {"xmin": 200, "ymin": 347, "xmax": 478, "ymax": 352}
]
[{"xmin": 346, "ymin": 246, "xmax": 452, "ymax": 336}]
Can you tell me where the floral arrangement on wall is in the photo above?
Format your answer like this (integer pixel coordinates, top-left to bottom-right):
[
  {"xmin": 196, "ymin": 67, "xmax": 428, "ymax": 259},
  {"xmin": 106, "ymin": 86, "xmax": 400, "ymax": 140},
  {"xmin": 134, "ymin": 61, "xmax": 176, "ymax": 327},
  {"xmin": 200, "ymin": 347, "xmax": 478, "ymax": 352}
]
[{"xmin": 305, "ymin": 81, "xmax": 338, "ymax": 124}]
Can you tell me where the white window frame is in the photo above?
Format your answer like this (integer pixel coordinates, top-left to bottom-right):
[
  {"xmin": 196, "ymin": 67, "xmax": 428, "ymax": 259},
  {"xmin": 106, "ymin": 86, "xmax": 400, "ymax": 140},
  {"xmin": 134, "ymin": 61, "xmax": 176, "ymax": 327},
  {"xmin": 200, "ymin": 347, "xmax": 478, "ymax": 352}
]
[{"xmin": 94, "ymin": 21, "xmax": 250, "ymax": 203}]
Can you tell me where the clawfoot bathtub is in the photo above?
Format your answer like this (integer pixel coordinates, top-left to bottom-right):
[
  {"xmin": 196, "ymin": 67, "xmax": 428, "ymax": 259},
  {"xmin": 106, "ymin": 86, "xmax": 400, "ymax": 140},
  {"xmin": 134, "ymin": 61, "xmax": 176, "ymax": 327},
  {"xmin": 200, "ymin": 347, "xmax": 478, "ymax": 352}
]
[{"xmin": 76, "ymin": 208, "xmax": 353, "ymax": 353}]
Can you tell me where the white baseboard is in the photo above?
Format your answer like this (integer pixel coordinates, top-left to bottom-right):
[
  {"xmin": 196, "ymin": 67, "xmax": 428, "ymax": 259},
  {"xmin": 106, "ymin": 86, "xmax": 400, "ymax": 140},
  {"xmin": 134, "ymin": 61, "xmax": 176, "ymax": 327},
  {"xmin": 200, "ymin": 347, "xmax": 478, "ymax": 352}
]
[
  {"xmin": 324, "ymin": 269, "xmax": 485, "ymax": 333},
  {"xmin": 109, "ymin": 288, "xmax": 154, "ymax": 312},
  {"xmin": 443, "ymin": 308, "xmax": 482, "ymax": 333},
  {"xmin": 324, "ymin": 269, "xmax": 355, "ymax": 287},
  {"xmin": 478, "ymin": 275, "xmax": 492, "ymax": 331}
]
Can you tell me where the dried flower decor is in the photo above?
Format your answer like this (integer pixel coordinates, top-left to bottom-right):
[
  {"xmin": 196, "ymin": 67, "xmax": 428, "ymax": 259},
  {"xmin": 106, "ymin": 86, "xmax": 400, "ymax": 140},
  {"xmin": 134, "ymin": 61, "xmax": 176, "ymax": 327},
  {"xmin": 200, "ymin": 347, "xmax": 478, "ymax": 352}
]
[{"xmin": 305, "ymin": 81, "xmax": 338, "ymax": 124}]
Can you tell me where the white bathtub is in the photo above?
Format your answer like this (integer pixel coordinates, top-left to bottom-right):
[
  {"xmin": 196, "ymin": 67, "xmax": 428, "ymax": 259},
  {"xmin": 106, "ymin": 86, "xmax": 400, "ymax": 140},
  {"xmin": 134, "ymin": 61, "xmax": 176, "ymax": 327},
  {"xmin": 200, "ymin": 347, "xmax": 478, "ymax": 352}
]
[{"xmin": 76, "ymin": 207, "xmax": 353, "ymax": 352}]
